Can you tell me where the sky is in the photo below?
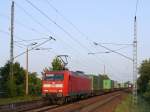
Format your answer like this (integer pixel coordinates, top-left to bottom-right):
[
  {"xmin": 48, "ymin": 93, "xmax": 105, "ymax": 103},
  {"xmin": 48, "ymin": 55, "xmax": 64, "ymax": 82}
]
[{"xmin": 0, "ymin": 0, "xmax": 149, "ymax": 82}]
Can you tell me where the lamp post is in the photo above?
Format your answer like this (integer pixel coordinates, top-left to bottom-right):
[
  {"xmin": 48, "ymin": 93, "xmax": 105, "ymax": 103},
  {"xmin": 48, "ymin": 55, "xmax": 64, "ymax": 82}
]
[{"xmin": 25, "ymin": 42, "xmax": 37, "ymax": 95}]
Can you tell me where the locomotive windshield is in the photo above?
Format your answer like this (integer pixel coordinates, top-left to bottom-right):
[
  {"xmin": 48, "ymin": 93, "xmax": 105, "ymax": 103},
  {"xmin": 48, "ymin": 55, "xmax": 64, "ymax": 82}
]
[{"xmin": 44, "ymin": 74, "xmax": 64, "ymax": 81}]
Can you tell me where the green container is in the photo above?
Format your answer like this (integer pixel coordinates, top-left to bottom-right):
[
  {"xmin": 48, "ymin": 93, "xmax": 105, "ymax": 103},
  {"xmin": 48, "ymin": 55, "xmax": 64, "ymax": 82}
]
[
  {"xmin": 103, "ymin": 80, "xmax": 112, "ymax": 89},
  {"xmin": 88, "ymin": 75, "xmax": 100, "ymax": 91},
  {"xmin": 98, "ymin": 75, "xmax": 103, "ymax": 90}
]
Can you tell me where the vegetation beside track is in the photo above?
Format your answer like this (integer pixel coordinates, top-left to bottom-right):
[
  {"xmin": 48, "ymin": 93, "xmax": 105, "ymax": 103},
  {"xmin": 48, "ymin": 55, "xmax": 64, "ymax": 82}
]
[
  {"xmin": 0, "ymin": 95, "xmax": 41, "ymax": 105},
  {"xmin": 115, "ymin": 94, "xmax": 150, "ymax": 112}
]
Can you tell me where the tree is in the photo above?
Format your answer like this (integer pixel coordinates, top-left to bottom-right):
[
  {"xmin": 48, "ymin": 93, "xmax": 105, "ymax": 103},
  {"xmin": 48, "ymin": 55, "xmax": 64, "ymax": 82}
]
[
  {"xmin": 137, "ymin": 59, "xmax": 150, "ymax": 104},
  {"xmin": 51, "ymin": 57, "xmax": 65, "ymax": 71},
  {"xmin": 143, "ymin": 80, "xmax": 150, "ymax": 103},
  {"xmin": 99, "ymin": 74, "xmax": 110, "ymax": 80},
  {"xmin": 0, "ymin": 61, "xmax": 25, "ymax": 97},
  {"xmin": 0, "ymin": 61, "xmax": 42, "ymax": 97},
  {"xmin": 28, "ymin": 72, "xmax": 41, "ymax": 96},
  {"xmin": 138, "ymin": 59, "xmax": 150, "ymax": 94}
]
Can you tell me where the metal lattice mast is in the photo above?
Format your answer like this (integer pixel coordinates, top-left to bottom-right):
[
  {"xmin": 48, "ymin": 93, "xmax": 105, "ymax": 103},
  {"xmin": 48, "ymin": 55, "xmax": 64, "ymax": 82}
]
[
  {"xmin": 133, "ymin": 16, "xmax": 138, "ymax": 104},
  {"xmin": 10, "ymin": 1, "xmax": 14, "ymax": 96}
]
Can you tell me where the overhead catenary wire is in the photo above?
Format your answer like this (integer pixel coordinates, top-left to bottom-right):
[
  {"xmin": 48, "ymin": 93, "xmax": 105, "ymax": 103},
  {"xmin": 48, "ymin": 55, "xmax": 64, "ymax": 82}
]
[
  {"xmin": 13, "ymin": 1, "xmax": 53, "ymax": 34},
  {"xmin": 44, "ymin": 0, "xmax": 129, "ymax": 81},
  {"xmin": 6, "ymin": 1, "xmax": 93, "ymax": 70},
  {"xmin": 25, "ymin": 1, "xmax": 127, "ymax": 81},
  {"xmin": 96, "ymin": 42, "xmax": 133, "ymax": 46},
  {"xmin": 0, "ymin": 29, "xmax": 49, "ymax": 43},
  {"xmin": 24, "ymin": 0, "xmax": 104, "ymax": 71},
  {"xmin": 0, "ymin": 13, "xmax": 49, "ymax": 37},
  {"xmin": 25, "ymin": 0, "xmax": 92, "ymax": 53},
  {"xmin": 14, "ymin": 43, "xmax": 24, "ymax": 48},
  {"xmin": 94, "ymin": 42, "xmax": 133, "ymax": 61},
  {"xmin": 44, "ymin": 0, "xmax": 96, "ymax": 48},
  {"xmin": 88, "ymin": 45, "xmax": 131, "ymax": 55},
  {"xmin": 45, "ymin": 0, "xmax": 90, "ymax": 40},
  {"xmin": 0, "ymin": 29, "xmax": 25, "ymax": 41},
  {"xmin": 8, "ymin": 0, "xmax": 126, "ymax": 81},
  {"xmin": 14, "ymin": 37, "xmax": 55, "ymax": 59}
]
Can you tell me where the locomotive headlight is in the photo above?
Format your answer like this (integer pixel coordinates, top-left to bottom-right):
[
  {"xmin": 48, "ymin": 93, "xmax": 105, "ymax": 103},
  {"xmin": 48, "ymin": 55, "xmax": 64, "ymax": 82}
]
[
  {"xmin": 55, "ymin": 84, "xmax": 63, "ymax": 87},
  {"xmin": 44, "ymin": 90, "xmax": 48, "ymax": 92},
  {"xmin": 58, "ymin": 89, "xmax": 62, "ymax": 92},
  {"xmin": 43, "ymin": 84, "xmax": 51, "ymax": 87}
]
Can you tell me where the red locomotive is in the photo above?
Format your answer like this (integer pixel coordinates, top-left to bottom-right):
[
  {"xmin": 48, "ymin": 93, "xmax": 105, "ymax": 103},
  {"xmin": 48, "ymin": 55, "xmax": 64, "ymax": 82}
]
[{"xmin": 42, "ymin": 70, "xmax": 91, "ymax": 104}]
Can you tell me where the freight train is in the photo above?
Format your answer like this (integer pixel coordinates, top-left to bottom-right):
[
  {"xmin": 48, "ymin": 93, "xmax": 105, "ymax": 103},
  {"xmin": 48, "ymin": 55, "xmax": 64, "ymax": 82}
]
[{"xmin": 42, "ymin": 70, "xmax": 129, "ymax": 104}]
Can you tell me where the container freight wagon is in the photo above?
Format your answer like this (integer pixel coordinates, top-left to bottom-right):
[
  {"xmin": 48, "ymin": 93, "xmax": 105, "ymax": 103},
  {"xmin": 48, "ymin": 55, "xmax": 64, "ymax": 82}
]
[
  {"xmin": 42, "ymin": 70, "xmax": 91, "ymax": 104},
  {"xmin": 120, "ymin": 83, "xmax": 125, "ymax": 88},
  {"xmin": 103, "ymin": 80, "xmax": 114, "ymax": 92},
  {"xmin": 88, "ymin": 75, "xmax": 102, "ymax": 95}
]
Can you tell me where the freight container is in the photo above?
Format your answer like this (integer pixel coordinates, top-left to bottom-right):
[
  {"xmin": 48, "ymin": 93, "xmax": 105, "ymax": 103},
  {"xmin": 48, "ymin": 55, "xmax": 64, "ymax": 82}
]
[
  {"xmin": 103, "ymin": 79, "xmax": 113, "ymax": 90},
  {"xmin": 88, "ymin": 75, "xmax": 99, "ymax": 91},
  {"xmin": 120, "ymin": 83, "xmax": 125, "ymax": 88},
  {"xmin": 98, "ymin": 75, "xmax": 103, "ymax": 90},
  {"xmin": 114, "ymin": 81, "xmax": 119, "ymax": 88},
  {"xmin": 111, "ymin": 80, "xmax": 114, "ymax": 89}
]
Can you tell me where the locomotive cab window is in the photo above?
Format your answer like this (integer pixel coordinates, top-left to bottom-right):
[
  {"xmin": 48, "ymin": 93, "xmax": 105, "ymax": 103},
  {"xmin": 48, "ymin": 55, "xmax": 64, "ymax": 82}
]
[{"xmin": 45, "ymin": 74, "xmax": 64, "ymax": 81}]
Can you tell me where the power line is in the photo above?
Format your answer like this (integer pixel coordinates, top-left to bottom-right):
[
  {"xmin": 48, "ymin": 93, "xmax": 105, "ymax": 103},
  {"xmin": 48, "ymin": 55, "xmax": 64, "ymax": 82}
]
[
  {"xmin": 14, "ymin": 37, "xmax": 55, "ymax": 59},
  {"xmin": 44, "ymin": 0, "xmax": 129, "ymax": 81},
  {"xmin": 0, "ymin": 13, "xmax": 48, "ymax": 36},
  {"xmin": 13, "ymin": 1, "xmax": 53, "ymax": 34},
  {"xmin": 25, "ymin": 0, "xmax": 115, "ymax": 76},
  {"xmin": 25, "ymin": 0, "xmax": 91, "ymax": 53},
  {"xmin": 9, "ymin": 1, "xmax": 92, "ymax": 70},
  {"xmin": 45, "ymin": 0, "xmax": 89, "ymax": 40},
  {"xmin": 11, "ymin": 0, "xmax": 128, "ymax": 81},
  {"xmin": 45, "ymin": 0, "xmax": 95, "ymax": 47},
  {"xmin": 14, "ymin": 38, "xmax": 49, "ymax": 42},
  {"xmin": 96, "ymin": 42, "xmax": 133, "ymax": 46},
  {"xmin": 0, "ymin": 29, "xmax": 48, "ymax": 43},
  {"xmin": 94, "ymin": 42, "xmax": 133, "ymax": 61},
  {"xmin": 14, "ymin": 43, "xmax": 24, "ymax": 48},
  {"xmin": 88, "ymin": 45, "xmax": 131, "ymax": 55}
]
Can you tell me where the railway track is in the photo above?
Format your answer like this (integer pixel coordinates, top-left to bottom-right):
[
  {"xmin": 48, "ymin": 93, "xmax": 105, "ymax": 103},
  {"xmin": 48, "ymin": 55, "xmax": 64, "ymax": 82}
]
[
  {"xmin": 0, "ymin": 90, "xmax": 128, "ymax": 112},
  {"xmin": 26, "ymin": 105, "xmax": 59, "ymax": 112},
  {"xmin": 74, "ymin": 94, "xmax": 121, "ymax": 112},
  {"xmin": 32, "ymin": 90, "xmax": 127, "ymax": 112},
  {"xmin": 0, "ymin": 99, "xmax": 49, "ymax": 112}
]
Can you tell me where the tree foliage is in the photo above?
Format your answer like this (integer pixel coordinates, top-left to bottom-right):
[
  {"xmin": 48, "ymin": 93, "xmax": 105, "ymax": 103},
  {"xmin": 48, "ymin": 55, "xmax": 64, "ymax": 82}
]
[
  {"xmin": 0, "ymin": 61, "xmax": 41, "ymax": 97},
  {"xmin": 99, "ymin": 74, "xmax": 110, "ymax": 80},
  {"xmin": 138, "ymin": 59, "xmax": 150, "ymax": 103},
  {"xmin": 51, "ymin": 57, "xmax": 66, "ymax": 71}
]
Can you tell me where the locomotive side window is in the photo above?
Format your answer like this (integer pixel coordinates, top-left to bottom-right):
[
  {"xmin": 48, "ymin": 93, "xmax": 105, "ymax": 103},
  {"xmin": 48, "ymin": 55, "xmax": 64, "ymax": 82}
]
[{"xmin": 45, "ymin": 74, "xmax": 64, "ymax": 81}]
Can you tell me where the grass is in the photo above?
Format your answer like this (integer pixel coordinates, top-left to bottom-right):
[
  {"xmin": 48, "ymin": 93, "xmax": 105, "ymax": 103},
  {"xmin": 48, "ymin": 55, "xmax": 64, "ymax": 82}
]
[
  {"xmin": 115, "ymin": 94, "xmax": 150, "ymax": 112},
  {"xmin": 0, "ymin": 95, "xmax": 41, "ymax": 105}
]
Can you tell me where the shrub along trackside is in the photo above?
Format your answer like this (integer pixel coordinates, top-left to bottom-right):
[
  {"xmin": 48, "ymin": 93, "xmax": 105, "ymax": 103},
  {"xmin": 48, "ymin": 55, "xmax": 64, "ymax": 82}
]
[
  {"xmin": 115, "ymin": 94, "xmax": 150, "ymax": 112},
  {"xmin": 137, "ymin": 59, "xmax": 150, "ymax": 104}
]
